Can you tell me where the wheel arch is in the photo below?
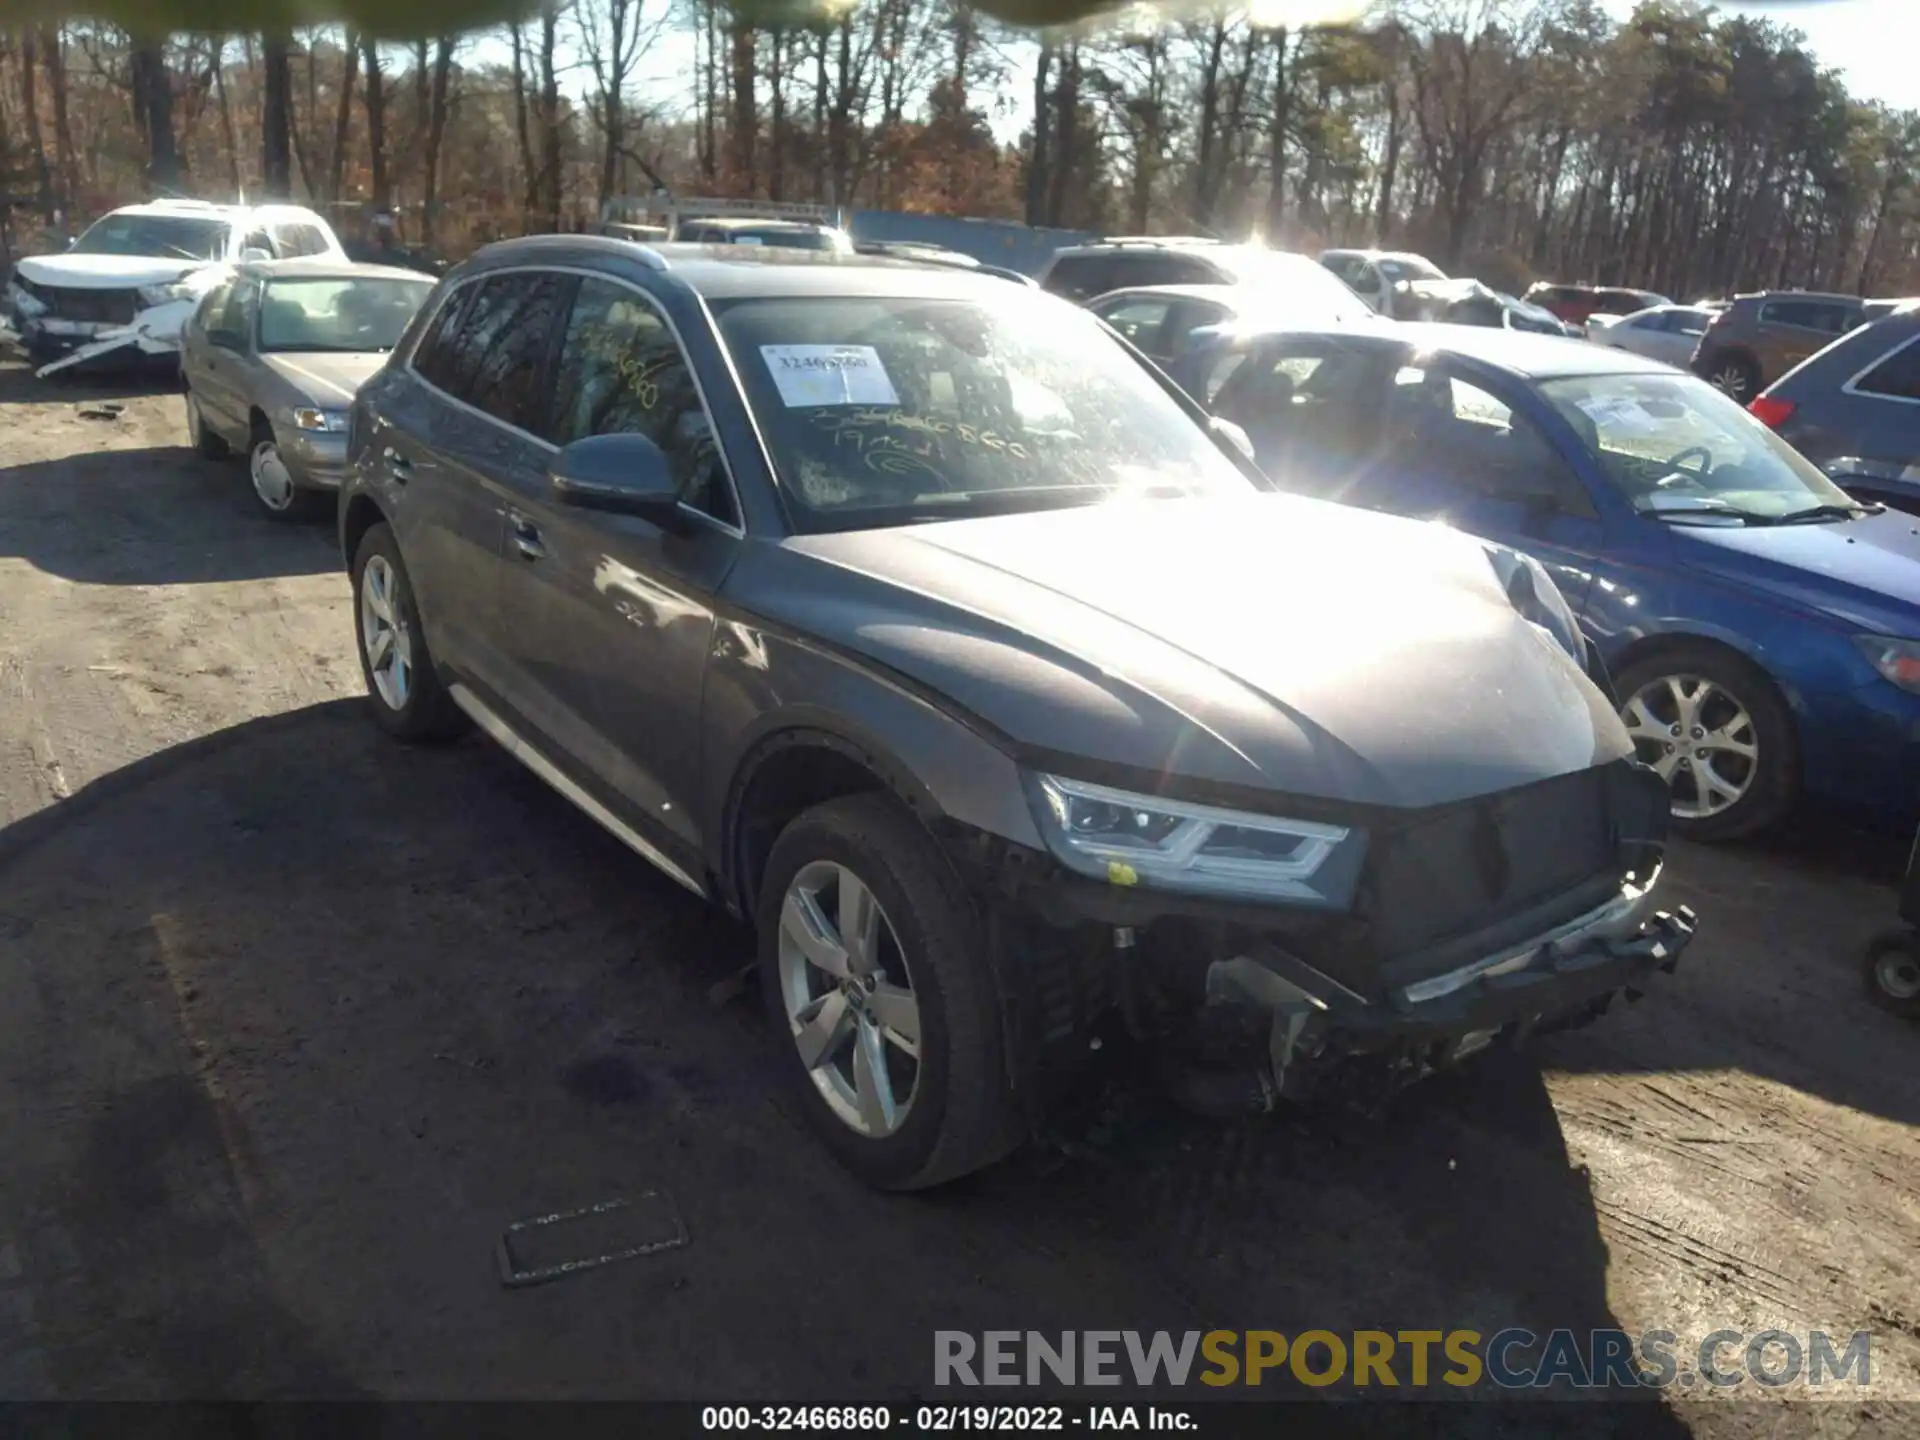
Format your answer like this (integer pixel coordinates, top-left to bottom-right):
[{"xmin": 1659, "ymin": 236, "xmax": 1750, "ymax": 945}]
[
  {"xmin": 722, "ymin": 724, "xmax": 946, "ymax": 923},
  {"xmin": 339, "ymin": 492, "xmax": 388, "ymax": 573},
  {"xmin": 1610, "ymin": 628, "xmax": 1805, "ymax": 777}
]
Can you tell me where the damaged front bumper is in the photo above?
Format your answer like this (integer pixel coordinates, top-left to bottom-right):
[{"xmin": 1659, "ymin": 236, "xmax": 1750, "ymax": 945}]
[
  {"xmin": 1192, "ymin": 884, "xmax": 1696, "ymax": 1112},
  {"xmin": 955, "ymin": 759, "xmax": 1699, "ymax": 1120},
  {"xmin": 4, "ymin": 282, "xmax": 193, "ymax": 378}
]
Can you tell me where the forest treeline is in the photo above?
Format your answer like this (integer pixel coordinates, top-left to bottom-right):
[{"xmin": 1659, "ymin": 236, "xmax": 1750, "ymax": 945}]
[{"xmin": 1, "ymin": 0, "xmax": 1915, "ymax": 297}]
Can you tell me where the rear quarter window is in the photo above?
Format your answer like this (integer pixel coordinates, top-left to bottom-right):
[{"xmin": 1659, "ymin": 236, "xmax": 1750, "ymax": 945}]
[{"xmin": 1854, "ymin": 334, "xmax": 1920, "ymax": 402}]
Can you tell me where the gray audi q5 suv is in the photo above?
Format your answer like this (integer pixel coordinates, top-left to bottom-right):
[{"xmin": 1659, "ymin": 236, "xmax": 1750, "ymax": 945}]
[{"xmin": 337, "ymin": 236, "xmax": 1696, "ymax": 1189}]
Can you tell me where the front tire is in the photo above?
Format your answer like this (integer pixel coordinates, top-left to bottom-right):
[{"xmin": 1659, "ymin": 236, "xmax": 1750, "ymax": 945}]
[
  {"xmin": 349, "ymin": 522, "xmax": 467, "ymax": 743},
  {"xmin": 757, "ymin": 793, "xmax": 1024, "ymax": 1190},
  {"xmin": 1863, "ymin": 931, "xmax": 1920, "ymax": 1019},
  {"xmin": 1614, "ymin": 644, "xmax": 1797, "ymax": 841},
  {"xmin": 248, "ymin": 419, "xmax": 323, "ymax": 521}
]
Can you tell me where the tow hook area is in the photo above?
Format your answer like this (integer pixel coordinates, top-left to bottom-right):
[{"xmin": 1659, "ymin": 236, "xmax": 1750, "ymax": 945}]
[
  {"xmin": 1159, "ymin": 906, "xmax": 1698, "ymax": 1121},
  {"xmin": 1159, "ymin": 952, "xmax": 1330, "ymax": 1119}
]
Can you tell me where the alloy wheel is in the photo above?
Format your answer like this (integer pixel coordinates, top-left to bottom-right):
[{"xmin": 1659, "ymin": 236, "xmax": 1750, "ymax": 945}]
[
  {"xmin": 1709, "ymin": 365, "xmax": 1751, "ymax": 401},
  {"xmin": 358, "ymin": 554, "xmax": 414, "ymax": 712},
  {"xmin": 776, "ymin": 860, "xmax": 922, "ymax": 1139},
  {"xmin": 1877, "ymin": 948, "xmax": 1920, "ymax": 1002},
  {"xmin": 1622, "ymin": 673, "xmax": 1759, "ymax": 821},
  {"xmin": 250, "ymin": 439, "xmax": 296, "ymax": 512}
]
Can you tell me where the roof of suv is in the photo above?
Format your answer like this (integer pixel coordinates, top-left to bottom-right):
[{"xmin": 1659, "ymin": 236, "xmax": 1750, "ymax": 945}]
[
  {"xmin": 236, "ymin": 257, "xmax": 434, "ymax": 284},
  {"xmin": 464, "ymin": 234, "xmax": 1029, "ymax": 301},
  {"xmin": 109, "ymin": 198, "xmax": 325, "ymax": 222}
]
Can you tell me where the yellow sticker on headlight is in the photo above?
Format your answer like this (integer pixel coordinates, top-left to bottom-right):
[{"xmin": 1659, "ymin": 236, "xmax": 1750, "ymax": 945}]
[{"xmin": 1106, "ymin": 861, "xmax": 1138, "ymax": 887}]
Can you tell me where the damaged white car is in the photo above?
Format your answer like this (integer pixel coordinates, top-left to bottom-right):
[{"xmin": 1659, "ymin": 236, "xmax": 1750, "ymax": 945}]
[{"xmin": 2, "ymin": 198, "xmax": 344, "ymax": 379}]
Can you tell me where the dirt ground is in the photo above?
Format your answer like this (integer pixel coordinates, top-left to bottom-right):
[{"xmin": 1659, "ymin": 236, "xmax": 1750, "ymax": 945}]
[{"xmin": 2, "ymin": 358, "xmax": 1918, "ymax": 1432}]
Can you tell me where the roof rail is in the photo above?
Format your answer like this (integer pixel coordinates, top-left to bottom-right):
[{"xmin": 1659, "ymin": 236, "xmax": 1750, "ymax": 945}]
[
  {"xmin": 600, "ymin": 192, "xmax": 847, "ymax": 230},
  {"xmin": 1096, "ymin": 234, "xmax": 1226, "ymax": 247}
]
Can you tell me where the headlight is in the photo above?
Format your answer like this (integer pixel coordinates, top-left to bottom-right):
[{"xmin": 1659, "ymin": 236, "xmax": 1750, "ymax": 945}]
[
  {"xmin": 1026, "ymin": 773, "xmax": 1365, "ymax": 905},
  {"xmin": 290, "ymin": 407, "xmax": 348, "ymax": 433},
  {"xmin": 1855, "ymin": 635, "xmax": 1920, "ymax": 693},
  {"xmin": 1484, "ymin": 544, "xmax": 1585, "ymax": 664},
  {"xmin": 135, "ymin": 280, "xmax": 197, "ymax": 308}
]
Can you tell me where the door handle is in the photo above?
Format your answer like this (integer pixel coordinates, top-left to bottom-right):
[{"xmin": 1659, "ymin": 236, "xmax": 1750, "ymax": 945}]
[
  {"xmin": 509, "ymin": 513, "xmax": 545, "ymax": 561},
  {"xmin": 382, "ymin": 446, "xmax": 412, "ymax": 482}
]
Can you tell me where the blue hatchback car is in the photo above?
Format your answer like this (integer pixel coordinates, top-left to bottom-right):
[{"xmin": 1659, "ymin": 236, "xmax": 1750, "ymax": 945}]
[{"xmin": 1169, "ymin": 323, "xmax": 1920, "ymax": 839}]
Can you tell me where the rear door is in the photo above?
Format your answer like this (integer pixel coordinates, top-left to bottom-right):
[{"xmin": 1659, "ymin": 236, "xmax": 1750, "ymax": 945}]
[
  {"xmin": 1798, "ymin": 324, "xmax": 1920, "ymax": 508},
  {"xmin": 1368, "ymin": 360, "xmax": 1604, "ymax": 613},
  {"xmin": 1206, "ymin": 338, "xmax": 1393, "ymax": 499},
  {"xmin": 377, "ymin": 270, "xmax": 569, "ymax": 690},
  {"xmin": 194, "ymin": 276, "xmax": 260, "ymax": 440},
  {"xmin": 1760, "ymin": 299, "xmax": 1860, "ymax": 378}
]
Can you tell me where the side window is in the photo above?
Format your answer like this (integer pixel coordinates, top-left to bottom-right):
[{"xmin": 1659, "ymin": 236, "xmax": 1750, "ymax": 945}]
[
  {"xmin": 1096, "ymin": 298, "xmax": 1174, "ymax": 350},
  {"xmin": 1213, "ymin": 344, "xmax": 1386, "ymax": 496},
  {"xmin": 1386, "ymin": 365, "xmax": 1595, "ymax": 517},
  {"xmin": 273, "ymin": 223, "xmax": 326, "ymax": 258},
  {"xmin": 549, "ymin": 276, "xmax": 737, "ymax": 527},
  {"xmin": 1042, "ymin": 255, "xmax": 1119, "ymax": 302},
  {"xmin": 436, "ymin": 272, "xmax": 568, "ymax": 433},
  {"xmin": 218, "ymin": 279, "xmax": 260, "ymax": 343},
  {"xmin": 242, "ymin": 227, "xmax": 275, "ymax": 257},
  {"xmin": 1162, "ymin": 300, "xmax": 1230, "ymax": 360},
  {"xmin": 411, "ymin": 281, "xmax": 481, "ymax": 392},
  {"xmin": 194, "ymin": 281, "xmax": 232, "ymax": 336},
  {"xmin": 1856, "ymin": 336, "xmax": 1920, "ymax": 402}
]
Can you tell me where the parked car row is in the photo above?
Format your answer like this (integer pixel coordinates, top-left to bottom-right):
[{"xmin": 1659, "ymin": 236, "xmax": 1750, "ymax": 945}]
[{"xmin": 20, "ymin": 220, "xmax": 1918, "ymax": 1187}]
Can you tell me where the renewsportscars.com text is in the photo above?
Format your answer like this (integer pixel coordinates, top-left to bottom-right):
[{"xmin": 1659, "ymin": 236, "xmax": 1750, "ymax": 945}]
[{"xmin": 934, "ymin": 1329, "xmax": 1873, "ymax": 1391}]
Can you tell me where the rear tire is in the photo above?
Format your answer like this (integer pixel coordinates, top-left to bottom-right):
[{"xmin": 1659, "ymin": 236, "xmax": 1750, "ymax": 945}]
[
  {"xmin": 349, "ymin": 522, "xmax": 468, "ymax": 743},
  {"xmin": 1700, "ymin": 349, "xmax": 1761, "ymax": 403},
  {"xmin": 1863, "ymin": 931, "xmax": 1920, "ymax": 1019},
  {"xmin": 756, "ymin": 793, "xmax": 1024, "ymax": 1189},
  {"xmin": 185, "ymin": 388, "xmax": 228, "ymax": 459},
  {"xmin": 1614, "ymin": 643, "xmax": 1797, "ymax": 842}
]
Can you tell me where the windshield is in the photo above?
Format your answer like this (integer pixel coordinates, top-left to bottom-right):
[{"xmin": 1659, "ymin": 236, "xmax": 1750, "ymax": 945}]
[
  {"xmin": 713, "ymin": 294, "xmax": 1254, "ymax": 532},
  {"xmin": 1538, "ymin": 371, "xmax": 1858, "ymax": 522},
  {"xmin": 258, "ymin": 276, "xmax": 435, "ymax": 353},
  {"xmin": 1378, "ymin": 256, "xmax": 1446, "ymax": 283},
  {"xmin": 71, "ymin": 213, "xmax": 229, "ymax": 262},
  {"xmin": 1218, "ymin": 249, "xmax": 1377, "ymax": 322}
]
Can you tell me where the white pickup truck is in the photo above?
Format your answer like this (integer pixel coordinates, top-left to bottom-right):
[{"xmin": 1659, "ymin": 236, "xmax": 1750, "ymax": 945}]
[{"xmin": 3, "ymin": 198, "xmax": 344, "ymax": 378}]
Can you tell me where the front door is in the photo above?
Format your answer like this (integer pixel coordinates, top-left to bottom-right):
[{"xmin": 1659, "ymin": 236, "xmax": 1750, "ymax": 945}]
[{"xmin": 491, "ymin": 274, "xmax": 743, "ymax": 867}]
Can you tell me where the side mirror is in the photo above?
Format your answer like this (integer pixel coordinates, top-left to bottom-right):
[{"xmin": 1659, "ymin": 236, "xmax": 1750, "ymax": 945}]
[
  {"xmin": 1209, "ymin": 416, "xmax": 1257, "ymax": 464},
  {"xmin": 549, "ymin": 432, "xmax": 687, "ymax": 528},
  {"xmin": 239, "ymin": 246, "xmax": 273, "ymax": 263}
]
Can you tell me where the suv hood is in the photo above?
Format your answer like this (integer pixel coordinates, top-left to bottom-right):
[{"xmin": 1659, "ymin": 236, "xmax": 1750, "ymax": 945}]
[
  {"xmin": 14, "ymin": 253, "xmax": 205, "ymax": 290},
  {"xmin": 766, "ymin": 493, "xmax": 1628, "ymax": 810},
  {"xmin": 1669, "ymin": 510, "xmax": 1920, "ymax": 634}
]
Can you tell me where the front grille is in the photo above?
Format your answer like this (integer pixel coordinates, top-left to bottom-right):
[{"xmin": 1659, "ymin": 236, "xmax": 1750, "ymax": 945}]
[
  {"xmin": 1363, "ymin": 765, "xmax": 1616, "ymax": 962},
  {"xmin": 18, "ymin": 279, "xmax": 139, "ymax": 325}
]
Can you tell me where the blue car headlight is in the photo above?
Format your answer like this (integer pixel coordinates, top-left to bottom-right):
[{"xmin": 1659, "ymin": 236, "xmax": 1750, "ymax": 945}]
[
  {"xmin": 1025, "ymin": 772, "xmax": 1367, "ymax": 906},
  {"xmin": 1855, "ymin": 635, "xmax": 1920, "ymax": 693}
]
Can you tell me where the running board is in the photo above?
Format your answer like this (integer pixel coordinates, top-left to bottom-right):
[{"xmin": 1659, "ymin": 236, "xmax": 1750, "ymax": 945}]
[{"xmin": 447, "ymin": 683, "xmax": 708, "ymax": 899}]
